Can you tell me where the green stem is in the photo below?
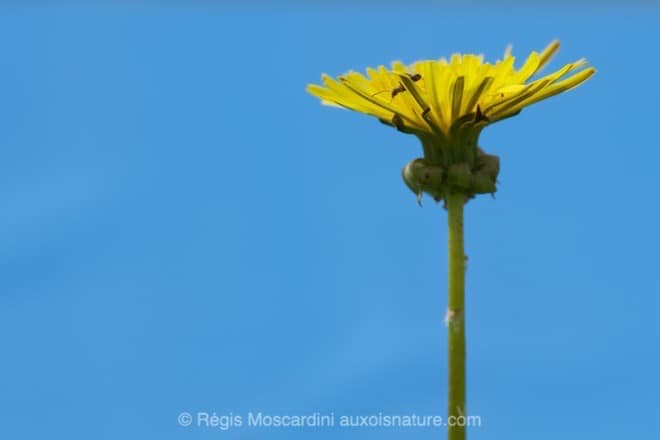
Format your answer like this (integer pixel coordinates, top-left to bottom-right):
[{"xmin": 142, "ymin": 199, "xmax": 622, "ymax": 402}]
[{"xmin": 447, "ymin": 192, "xmax": 466, "ymax": 440}]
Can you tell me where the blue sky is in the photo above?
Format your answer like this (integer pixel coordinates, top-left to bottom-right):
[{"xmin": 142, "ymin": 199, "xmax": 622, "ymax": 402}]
[{"xmin": 1, "ymin": 4, "xmax": 659, "ymax": 440}]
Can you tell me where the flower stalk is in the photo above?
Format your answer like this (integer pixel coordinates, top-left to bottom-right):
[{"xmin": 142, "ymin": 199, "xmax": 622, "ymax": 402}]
[{"xmin": 446, "ymin": 191, "xmax": 466, "ymax": 440}]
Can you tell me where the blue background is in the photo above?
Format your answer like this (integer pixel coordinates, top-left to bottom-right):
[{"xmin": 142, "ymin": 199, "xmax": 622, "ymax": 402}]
[{"xmin": 1, "ymin": 4, "xmax": 658, "ymax": 439}]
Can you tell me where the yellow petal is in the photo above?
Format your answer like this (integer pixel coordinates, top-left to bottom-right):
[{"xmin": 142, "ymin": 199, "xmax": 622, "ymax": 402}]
[
  {"xmin": 537, "ymin": 40, "xmax": 560, "ymax": 73},
  {"xmin": 513, "ymin": 67, "xmax": 596, "ymax": 109},
  {"xmin": 516, "ymin": 52, "xmax": 540, "ymax": 82}
]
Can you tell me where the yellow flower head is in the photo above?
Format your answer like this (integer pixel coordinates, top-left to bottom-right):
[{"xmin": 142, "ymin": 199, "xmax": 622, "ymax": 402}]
[{"xmin": 306, "ymin": 41, "xmax": 595, "ymax": 202}]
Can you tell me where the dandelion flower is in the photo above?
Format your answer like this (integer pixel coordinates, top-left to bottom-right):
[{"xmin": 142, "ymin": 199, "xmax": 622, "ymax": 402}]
[{"xmin": 307, "ymin": 40, "xmax": 594, "ymax": 202}]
